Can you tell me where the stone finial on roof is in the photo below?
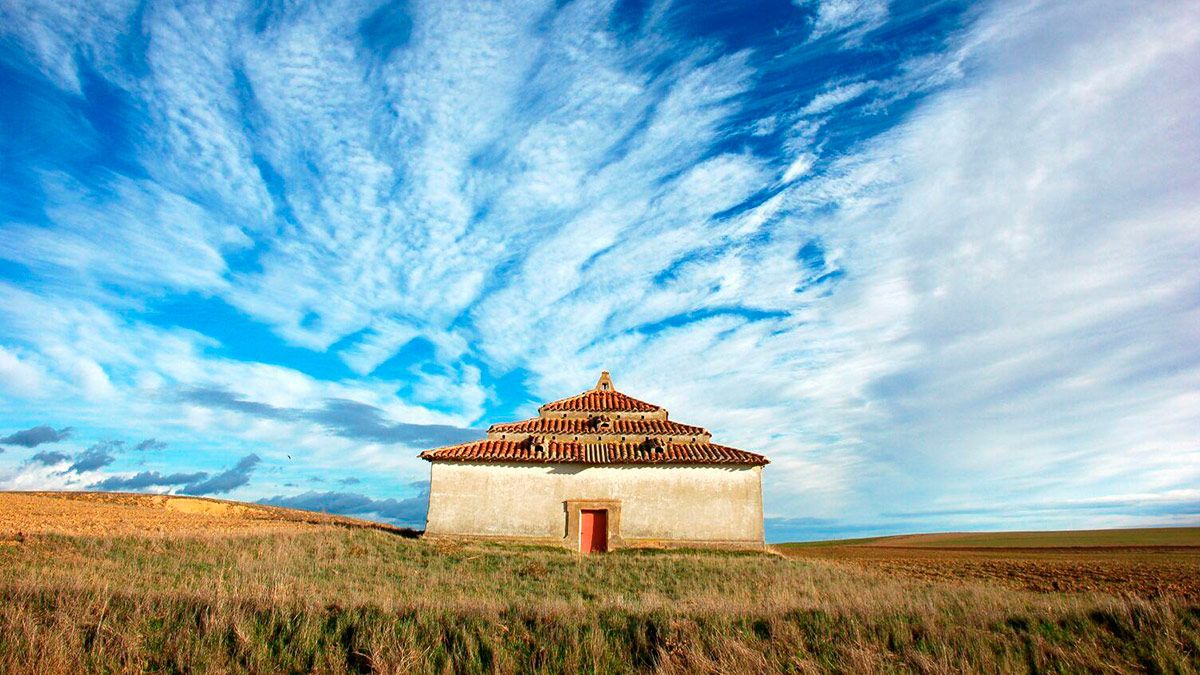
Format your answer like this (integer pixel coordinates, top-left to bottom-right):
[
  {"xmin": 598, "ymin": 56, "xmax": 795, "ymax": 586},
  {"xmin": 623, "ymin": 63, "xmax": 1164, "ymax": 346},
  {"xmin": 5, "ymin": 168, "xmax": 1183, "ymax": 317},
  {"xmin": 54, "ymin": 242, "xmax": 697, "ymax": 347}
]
[{"xmin": 594, "ymin": 370, "xmax": 614, "ymax": 391}]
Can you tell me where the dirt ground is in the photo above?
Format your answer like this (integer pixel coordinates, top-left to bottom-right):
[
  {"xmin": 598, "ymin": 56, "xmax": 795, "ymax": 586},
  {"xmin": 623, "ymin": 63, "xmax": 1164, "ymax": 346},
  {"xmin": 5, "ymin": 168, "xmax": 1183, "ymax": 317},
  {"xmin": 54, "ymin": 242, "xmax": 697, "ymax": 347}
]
[
  {"xmin": 779, "ymin": 531, "xmax": 1200, "ymax": 599},
  {"xmin": 0, "ymin": 491, "xmax": 413, "ymax": 539}
]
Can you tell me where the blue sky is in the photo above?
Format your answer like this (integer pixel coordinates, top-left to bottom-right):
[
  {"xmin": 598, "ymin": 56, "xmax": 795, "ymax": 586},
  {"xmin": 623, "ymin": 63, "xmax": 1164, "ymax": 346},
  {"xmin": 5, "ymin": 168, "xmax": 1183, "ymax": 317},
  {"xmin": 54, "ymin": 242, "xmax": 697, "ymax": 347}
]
[{"xmin": 1, "ymin": 0, "xmax": 1197, "ymax": 541}]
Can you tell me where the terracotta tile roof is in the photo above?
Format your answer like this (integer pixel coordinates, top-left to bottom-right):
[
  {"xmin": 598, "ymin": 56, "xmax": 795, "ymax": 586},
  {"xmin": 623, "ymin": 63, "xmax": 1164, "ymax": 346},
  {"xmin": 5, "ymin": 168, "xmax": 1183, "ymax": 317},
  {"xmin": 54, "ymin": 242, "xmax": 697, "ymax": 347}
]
[
  {"xmin": 419, "ymin": 438, "xmax": 767, "ymax": 466},
  {"xmin": 539, "ymin": 389, "xmax": 661, "ymax": 413},
  {"xmin": 488, "ymin": 417, "xmax": 708, "ymax": 436}
]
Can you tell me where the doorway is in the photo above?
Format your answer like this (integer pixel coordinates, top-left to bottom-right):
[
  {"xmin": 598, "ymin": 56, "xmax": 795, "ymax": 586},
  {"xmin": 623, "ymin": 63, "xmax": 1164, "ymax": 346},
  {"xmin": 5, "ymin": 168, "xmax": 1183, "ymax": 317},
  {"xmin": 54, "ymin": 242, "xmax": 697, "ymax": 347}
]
[{"xmin": 579, "ymin": 509, "xmax": 608, "ymax": 554}]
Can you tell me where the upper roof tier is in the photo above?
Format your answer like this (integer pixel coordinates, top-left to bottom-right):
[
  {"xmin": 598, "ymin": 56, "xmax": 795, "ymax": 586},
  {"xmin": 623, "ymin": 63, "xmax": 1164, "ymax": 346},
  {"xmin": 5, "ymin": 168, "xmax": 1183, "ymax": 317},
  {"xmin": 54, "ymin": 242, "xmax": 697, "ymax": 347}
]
[
  {"xmin": 488, "ymin": 417, "xmax": 708, "ymax": 436},
  {"xmin": 534, "ymin": 371, "xmax": 660, "ymax": 414}
]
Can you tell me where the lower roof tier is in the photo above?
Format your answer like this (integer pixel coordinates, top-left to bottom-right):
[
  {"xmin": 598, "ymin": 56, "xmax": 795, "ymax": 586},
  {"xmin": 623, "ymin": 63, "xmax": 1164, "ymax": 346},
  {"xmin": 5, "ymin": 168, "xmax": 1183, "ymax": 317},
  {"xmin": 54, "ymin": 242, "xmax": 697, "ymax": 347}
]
[{"xmin": 419, "ymin": 438, "xmax": 768, "ymax": 466}]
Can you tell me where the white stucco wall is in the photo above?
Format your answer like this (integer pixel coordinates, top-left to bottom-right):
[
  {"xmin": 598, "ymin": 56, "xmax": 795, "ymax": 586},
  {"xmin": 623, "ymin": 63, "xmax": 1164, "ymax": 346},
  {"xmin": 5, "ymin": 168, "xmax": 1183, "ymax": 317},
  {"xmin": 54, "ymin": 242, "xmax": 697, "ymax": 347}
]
[{"xmin": 425, "ymin": 462, "xmax": 764, "ymax": 546}]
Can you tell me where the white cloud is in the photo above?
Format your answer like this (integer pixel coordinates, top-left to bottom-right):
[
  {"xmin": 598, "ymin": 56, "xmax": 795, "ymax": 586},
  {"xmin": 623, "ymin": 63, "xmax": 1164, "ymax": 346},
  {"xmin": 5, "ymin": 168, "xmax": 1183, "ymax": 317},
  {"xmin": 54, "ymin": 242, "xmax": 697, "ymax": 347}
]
[
  {"xmin": 801, "ymin": 0, "xmax": 889, "ymax": 44},
  {"xmin": 0, "ymin": 461, "xmax": 88, "ymax": 492},
  {"xmin": 0, "ymin": 346, "xmax": 46, "ymax": 399},
  {"xmin": 781, "ymin": 153, "xmax": 816, "ymax": 183},
  {"xmin": 800, "ymin": 81, "xmax": 874, "ymax": 116},
  {"xmin": 0, "ymin": 283, "xmax": 476, "ymax": 488},
  {"xmin": 748, "ymin": 0, "xmax": 1200, "ymax": 520},
  {"xmin": 339, "ymin": 320, "xmax": 421, "ymax": 376},
  {"xmin": 140, "ymin": 0, "xmax": 276, "ymax": 225},
  {"xmin": 0, "ymin": 0, "xmax": 141, "ymax": 92},
  {"xmin": 0, "ymin": 173, "xmax": 246, "ymax": 298},
  {"xmin": 73, "ymin": 358, "xmax": 116, "ymax": 400}
]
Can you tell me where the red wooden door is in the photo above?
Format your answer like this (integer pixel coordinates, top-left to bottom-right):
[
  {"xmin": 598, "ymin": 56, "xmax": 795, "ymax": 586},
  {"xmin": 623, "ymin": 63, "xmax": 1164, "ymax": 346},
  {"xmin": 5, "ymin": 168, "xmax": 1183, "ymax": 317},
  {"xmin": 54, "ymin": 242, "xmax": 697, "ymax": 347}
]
[{"xmin": 579, "ymin": 509, "xmax": 608, "ymax": 554}]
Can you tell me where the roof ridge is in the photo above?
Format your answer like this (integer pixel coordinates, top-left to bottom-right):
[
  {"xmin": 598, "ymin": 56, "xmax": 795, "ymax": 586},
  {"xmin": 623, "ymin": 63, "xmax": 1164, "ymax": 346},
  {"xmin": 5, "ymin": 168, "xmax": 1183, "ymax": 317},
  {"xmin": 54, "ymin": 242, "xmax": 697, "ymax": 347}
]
[{"xmin": 489, "ymin": 417, "xmax": 709, "ymax": 433}]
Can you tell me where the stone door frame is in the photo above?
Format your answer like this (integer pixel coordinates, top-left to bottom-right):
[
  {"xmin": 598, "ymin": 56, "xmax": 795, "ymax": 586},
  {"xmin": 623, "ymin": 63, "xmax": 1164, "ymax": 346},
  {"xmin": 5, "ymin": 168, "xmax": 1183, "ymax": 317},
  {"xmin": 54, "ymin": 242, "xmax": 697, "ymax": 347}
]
[{"xmin": 563, "ymin": 499, "xmax": 623, "ymax": 551}]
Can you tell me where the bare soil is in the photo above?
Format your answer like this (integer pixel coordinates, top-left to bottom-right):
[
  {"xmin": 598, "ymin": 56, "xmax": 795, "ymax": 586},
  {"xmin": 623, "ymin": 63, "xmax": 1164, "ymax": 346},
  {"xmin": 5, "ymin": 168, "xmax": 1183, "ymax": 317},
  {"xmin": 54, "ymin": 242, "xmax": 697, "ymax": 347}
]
[{"xmin": 778, "ymin": 529, "xmax": 1200, "ymax": 599}]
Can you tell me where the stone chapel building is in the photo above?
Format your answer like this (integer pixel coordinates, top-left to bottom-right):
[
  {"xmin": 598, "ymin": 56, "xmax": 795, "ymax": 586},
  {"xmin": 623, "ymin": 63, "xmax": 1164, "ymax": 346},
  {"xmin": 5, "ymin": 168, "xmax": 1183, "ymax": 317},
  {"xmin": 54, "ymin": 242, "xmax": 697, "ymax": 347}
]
[{"xmin": 420, "ymin": 372, "xmax": 767, "ymax": 552}]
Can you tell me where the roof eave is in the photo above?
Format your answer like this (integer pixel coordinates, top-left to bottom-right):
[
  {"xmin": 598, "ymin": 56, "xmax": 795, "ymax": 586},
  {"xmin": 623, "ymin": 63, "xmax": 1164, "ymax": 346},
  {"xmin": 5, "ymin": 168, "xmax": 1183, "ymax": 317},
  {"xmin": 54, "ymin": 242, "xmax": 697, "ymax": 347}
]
[{"xmin": 417, "ymin": 454, "xmax": 768, "ymax": 467}]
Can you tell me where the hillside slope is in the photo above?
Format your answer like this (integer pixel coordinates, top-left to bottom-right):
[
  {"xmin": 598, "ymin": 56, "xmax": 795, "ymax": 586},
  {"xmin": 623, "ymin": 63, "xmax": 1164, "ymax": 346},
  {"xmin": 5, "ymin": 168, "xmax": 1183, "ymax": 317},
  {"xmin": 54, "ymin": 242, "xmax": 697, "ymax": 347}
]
[{"xmin": 0, "ymin": 491, "xmax": 413, "ymax": 538}]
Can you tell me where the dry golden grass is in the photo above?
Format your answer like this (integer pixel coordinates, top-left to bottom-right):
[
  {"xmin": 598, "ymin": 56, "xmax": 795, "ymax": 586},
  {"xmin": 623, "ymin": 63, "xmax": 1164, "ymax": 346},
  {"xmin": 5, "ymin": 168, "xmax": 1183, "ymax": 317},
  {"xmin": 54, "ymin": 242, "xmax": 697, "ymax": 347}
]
[{"xmin": 1, "ymin": 492, "xmax": 1197, "ymax": 673}]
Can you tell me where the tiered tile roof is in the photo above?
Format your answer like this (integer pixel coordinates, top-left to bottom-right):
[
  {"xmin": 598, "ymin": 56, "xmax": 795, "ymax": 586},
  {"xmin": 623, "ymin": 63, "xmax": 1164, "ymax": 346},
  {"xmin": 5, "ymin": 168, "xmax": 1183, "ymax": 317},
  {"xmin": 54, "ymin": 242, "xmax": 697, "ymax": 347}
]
[{"xmin": 420, "ymin": 371, "xmax": 767, "ymax": 467}]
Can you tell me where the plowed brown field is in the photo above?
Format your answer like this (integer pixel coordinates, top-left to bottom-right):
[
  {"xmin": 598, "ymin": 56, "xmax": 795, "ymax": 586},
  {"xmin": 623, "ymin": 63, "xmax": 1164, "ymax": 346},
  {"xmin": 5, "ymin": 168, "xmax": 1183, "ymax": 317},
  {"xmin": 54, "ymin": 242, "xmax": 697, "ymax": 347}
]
[
  {"xmin": 0, "ymin": 491, "xmax": 413, "ymax": 538},
  {"xmin": 778, "ymin": 528, "xmax": 1200, "ymax": 599}
]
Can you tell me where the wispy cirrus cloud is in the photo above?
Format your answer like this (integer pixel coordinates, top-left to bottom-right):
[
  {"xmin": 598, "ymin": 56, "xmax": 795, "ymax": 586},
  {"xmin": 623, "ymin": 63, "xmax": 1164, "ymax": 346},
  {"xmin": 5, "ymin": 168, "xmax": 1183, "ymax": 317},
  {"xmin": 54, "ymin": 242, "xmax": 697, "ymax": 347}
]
[{"xmin": 801, "ymin": 0, "xmax": 889, "ymax": 44}]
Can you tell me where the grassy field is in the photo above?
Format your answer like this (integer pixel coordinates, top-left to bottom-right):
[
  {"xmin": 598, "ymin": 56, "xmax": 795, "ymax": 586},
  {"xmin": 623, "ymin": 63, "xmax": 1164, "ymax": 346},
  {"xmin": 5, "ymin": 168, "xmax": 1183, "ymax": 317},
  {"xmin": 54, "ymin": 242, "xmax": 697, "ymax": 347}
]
[{"xmin": 1, "ymin": 493, "xmax": 1198, "ymax": 673}]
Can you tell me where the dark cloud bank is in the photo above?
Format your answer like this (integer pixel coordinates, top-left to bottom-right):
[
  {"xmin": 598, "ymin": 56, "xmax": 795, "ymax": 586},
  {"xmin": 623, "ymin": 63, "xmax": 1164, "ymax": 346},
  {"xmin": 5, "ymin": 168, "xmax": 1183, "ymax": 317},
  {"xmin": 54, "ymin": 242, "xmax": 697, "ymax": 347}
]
[
  {"xmin": 259, "ymin": 483, "xmax": 430, "ymax": 527},
  {"xmin": 93, "ymin": 470, "xmax": 209, "ymax": 491},
  {"xmin": 29, "ymin": 450, "xmax": 70, "ymax": 465},
  {"xmin": 134, "ymin": 438, "xmax": 168, "ymax": 451},
  {"xmin": 90, "ymin": 454, "xmax": 261, "ymax": 496},
  {"xmin": 180, "ymin": 454, "xmax": 261, "ymax": 495},
  {"xmin": 1, "ymin": 425, "xmax": 72, "ymax": 448},
  {"xmin": 23, "ymin": 432, "xmax": 261, "ymax": 496},
  {"xmin": 178, "ymin": 387, "xmax": 482, "ymax": 447},
  {"xmin": 68, "ymin": 442, "xmax": 120, "ymax": 473}
]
